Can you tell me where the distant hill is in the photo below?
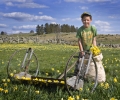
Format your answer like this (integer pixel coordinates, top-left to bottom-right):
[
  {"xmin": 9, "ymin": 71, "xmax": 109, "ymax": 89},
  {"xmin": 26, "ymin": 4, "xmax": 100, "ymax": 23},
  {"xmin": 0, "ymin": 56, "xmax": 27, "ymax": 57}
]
[{"xmin": 2, "ymin": 32, "xmax": 120, "ymax": 44}]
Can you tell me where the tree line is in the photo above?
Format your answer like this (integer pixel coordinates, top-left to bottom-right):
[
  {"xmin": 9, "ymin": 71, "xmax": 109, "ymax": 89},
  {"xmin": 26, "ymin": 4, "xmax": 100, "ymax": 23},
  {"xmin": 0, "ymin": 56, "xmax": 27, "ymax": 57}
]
[
  {"xmin": 36, "ymin": 23, "xmax": 77, "ymax": 35},
  {"xmin": 0, "ymin": 23, "xmax": 78, "ymax": 35},
  {"xmin": 0, "ymin": 31, "xmax": 7, "ymax": 35}
]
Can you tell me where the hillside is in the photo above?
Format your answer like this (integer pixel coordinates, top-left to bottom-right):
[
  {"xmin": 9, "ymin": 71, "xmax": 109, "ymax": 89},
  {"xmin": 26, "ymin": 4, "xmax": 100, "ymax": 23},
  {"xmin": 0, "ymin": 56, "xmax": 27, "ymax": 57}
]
[{"xmin": 2, "ymin": 32, "xmax": 120, "ymax": 44}]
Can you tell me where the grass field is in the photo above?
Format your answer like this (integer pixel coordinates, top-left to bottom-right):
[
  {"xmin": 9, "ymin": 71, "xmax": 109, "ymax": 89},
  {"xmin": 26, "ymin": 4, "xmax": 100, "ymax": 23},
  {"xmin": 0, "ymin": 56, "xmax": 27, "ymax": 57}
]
[{"xmin": 0, "ymin": 44, "xmax": 120, "ymax": 100}]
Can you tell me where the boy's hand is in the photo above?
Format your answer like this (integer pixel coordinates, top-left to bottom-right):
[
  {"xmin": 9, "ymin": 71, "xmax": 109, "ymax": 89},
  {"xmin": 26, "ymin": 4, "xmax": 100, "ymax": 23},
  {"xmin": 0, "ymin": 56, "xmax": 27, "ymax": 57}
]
[{"xmin": 79, "ymin": 51, "xmax": 85, "ymax": 58}]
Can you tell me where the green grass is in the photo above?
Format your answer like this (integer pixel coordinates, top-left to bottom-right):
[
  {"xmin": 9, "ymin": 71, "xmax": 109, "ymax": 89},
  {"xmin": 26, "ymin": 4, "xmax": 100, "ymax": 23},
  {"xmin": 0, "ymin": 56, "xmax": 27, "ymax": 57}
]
[{"xmin": 0, "ymin": 44, "xmax": 120, "ymax": 100}]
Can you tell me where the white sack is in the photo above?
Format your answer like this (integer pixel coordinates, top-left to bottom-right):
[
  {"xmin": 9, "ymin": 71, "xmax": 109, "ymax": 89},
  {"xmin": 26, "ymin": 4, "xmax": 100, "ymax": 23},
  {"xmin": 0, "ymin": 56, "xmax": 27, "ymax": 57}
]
[{"xmin": 86, "ymin": 53, "xmax": 106, "ymax": 83}]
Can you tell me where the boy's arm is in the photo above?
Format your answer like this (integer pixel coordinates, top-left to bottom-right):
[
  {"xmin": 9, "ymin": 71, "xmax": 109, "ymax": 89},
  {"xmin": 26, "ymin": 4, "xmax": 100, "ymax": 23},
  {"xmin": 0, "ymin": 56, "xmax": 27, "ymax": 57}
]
[
  {"xmin": 93, "ymin": 37, "xmax": 97, "ymax": 46},
  {"xmin": 78, "ymin": 38, "xmax": 84, "ymax": 56}
]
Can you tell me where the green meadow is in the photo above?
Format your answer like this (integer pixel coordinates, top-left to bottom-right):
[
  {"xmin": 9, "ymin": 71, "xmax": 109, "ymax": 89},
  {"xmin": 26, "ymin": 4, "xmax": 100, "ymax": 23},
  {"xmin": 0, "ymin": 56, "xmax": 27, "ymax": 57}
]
[{"xmin": 0, "ymin": 44, "xmax": 120, "ymax": 100}]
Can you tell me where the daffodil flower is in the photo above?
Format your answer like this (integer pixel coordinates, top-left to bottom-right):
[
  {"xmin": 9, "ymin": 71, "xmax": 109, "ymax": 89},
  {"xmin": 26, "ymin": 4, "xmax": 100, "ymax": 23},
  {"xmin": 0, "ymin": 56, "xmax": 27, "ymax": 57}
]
[
  {"xmin": 4, "ymin": 89, "xmax": 8, "ymax": 93},
  {"xmin": 76, "ymin": 95, "xmax": 80, "ymax": 100},
  {"xmin": 35, "ymin": 90, "xmax": 40, "ymax": 94},
  {"xmin": 4, "ymin": 83, "xmax": 7, "ymax": 87},
  {"xmin": 68, "ymin": 96, "xmax": 74, "ymax": 100},
  {"xmin": 10, "ymin": 73, "xmax": 14, "ymax": 77},
  {"xmin": 2, "ymin": 79, "xmax": 6, "ymax": 82},
  {"xmin": 90, "ymin": 46, "xmax": 101, "ymax": 56},
  {"xmin": 114, "ymin": 77, "xmax": 117, "ymax": 83},
  {"xmin": 104, "ymin": 82, "xmax": 109, "ymax": 89},
  {"xmin": 0, "ymin": 88, "xmax": 3, "ymax": 92}
]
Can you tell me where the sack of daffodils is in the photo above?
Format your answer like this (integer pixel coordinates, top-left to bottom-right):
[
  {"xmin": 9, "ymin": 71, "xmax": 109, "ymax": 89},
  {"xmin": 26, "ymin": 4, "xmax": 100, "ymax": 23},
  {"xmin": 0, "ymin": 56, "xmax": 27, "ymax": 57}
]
[{"xmin": 86, "ymin": 46, "xmax": 106, "ymax": 83}]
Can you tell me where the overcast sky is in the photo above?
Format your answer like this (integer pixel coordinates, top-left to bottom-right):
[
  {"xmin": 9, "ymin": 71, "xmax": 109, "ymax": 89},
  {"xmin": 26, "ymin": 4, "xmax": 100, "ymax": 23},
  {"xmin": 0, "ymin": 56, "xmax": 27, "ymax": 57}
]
[{"xmin": 0, "ymin": 0, "xmax": 120, "ymax": 34}]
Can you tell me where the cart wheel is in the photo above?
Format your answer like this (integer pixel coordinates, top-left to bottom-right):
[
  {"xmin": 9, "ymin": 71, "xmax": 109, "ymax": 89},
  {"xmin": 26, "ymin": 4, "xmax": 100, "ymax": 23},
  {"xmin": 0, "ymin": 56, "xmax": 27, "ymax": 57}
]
[
  {"xmin": 64, "ymin": 51, "xmax": 98, "ymax": 95},
  {"xmin": 7, "ymin": 48, "xmax": 39, "ymax": 80}
]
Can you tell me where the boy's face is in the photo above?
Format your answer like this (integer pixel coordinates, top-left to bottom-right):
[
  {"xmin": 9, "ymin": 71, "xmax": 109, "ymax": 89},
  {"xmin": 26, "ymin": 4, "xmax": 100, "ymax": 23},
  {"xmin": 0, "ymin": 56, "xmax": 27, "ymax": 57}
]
[{"xmin": 81, "ymin": 16, "xmax": 92, "ymax": 28}]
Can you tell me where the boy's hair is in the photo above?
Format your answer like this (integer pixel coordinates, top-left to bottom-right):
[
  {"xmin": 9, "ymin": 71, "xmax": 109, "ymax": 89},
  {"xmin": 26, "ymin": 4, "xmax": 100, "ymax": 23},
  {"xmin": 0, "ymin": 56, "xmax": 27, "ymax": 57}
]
[{"xmin": 81, "ymin": 12, "xmax": 92, "ymax": 20}]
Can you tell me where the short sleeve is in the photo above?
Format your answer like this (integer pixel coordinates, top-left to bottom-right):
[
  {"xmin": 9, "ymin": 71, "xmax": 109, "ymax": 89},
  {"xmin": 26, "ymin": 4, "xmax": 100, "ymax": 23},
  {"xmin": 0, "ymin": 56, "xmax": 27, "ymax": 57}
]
[
  {"xmin": 76, "ymin": 28, "xmax": 82, "ymax": 39},
  {"xmin": 91, "ymin": 26, "xmax": 97, "ymax": 37},
  {"xmin": 94, "ymin": 28, "xmax": 97, "ymax": 37}
]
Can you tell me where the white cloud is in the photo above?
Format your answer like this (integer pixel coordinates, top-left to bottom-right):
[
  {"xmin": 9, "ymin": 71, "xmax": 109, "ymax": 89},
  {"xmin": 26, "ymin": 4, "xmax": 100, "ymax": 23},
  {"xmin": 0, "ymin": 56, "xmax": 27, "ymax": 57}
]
[
  {"xmin": 64, "ymin": 0, "xmax": 84, "ymax": 2},
  {"xmin": 8, "ymin": 30, "xmax": 28, "ymax": 34},
  {"xmin": 50, "ymin": 22, "xmax": 57, "ymax": 24},
  {"xmin": 95, "ymin": 20, "xmax": 110, "ymax": 26},
  {"xmin": 62, "ymin": 18, "xmax": 71, "ymax": 21},
  {"xmin": 13, "ymin": 25, "xmax": 36, "ymax": 30},
  {"xmin": 10, "ymin": 30, "xmax": 22, "ymax": 34},
  {"xmin": 88, "ymin": 0, "xmax": 111, "ymax": 2},
  {"xmin": 4, "ymin": 0, "xmax": 28, "ymax": 3},
  {"xmin": 16, "ymin": 3, "xmax": 48, "ymax": 8},
  {"xmin": 1, "ymin": 0, "xmax": 48, "ymax": 8},
  {"xmin": 94, "ymin": 20, "xmax": 113, "ymax": 33},
  {"xmin": 80, "ymin": 6, "xmax": 88, "ymax": 10},
  {"xmin": 6, "ymin": 2, "xmax": 14, "ymax": 6},
  {"xmin": 0, "ymin": 24, "xmax": 7, "ymax": 28},
  {"xmin": 75, "ymin": 17, "xmax": 81, "ymax": 21},
  {"xmin": 108, "ymin": 15, "xmax": 116, "ymax": 19},
  {"xmin": 108, "ymin": 16, "xmax": 114, "ymax": 19},
  {"xmin": 39, "ymin": 12, "xmax": 43, "ymax": 14},
  {"xmin": 64, "ymin": 0, "xmax": 111, "ymax": 2},
  {"xmin": 1, "ymin": 12, "xmax": 55, "ymax": 21}
]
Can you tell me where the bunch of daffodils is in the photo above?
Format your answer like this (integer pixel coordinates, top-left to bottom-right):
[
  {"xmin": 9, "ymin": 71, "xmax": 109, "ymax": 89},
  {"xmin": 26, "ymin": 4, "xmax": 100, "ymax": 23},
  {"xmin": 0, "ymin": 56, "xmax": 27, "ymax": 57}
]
[{"xmin": 90, "ymin": 46, "xmax": 101, "ymax": 56}]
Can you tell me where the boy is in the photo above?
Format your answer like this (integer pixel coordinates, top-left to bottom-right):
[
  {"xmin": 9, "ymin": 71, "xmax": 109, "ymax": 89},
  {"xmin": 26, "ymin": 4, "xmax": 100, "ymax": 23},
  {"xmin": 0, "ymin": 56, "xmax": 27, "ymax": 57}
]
[
  {"xmin": 74, "ymin": 13, "xmax": 106, "ymax": 83},
  {"xmin": 74, "ymin": 12, "xmax": 97, "ymax": 75},
  {"xmin": 76, "ymin": 12, "xmax": 97, "ymax": 55}
]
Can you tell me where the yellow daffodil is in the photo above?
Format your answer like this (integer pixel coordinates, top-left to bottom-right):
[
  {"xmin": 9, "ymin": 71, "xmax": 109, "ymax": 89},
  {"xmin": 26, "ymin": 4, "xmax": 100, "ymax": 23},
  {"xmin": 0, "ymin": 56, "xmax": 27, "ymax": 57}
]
[
  {"xmin": 68, "ymin": 96, "xmax": 74, "ymax": 100},
  {"xmin": 46, "ymin": 73, "xmax": 48, "ymax": 76},
  {"xmin": 54, "ymin": 80, "xmax": 59, "ymax": 83},
  {"xmin": 39, "ymin": 79, "xmax": 43, "ymax": 82},
  {"xmin": 61, "ymin": 98, "xmax": 64, "ymax": 100},
  {"xmin": 35, "ymin": 90, "xmax": 40, "ymax": 94},
  {"xmin": 23, "ymin": 90, "xmax": 27, "ymax": 93},
  {"xmin": 41, "ymin": 79, "xmax": 47, "ymax": 83},
  {"xmin": 10, "ymin": 73, "xmax": 14, "ymax": 77},
  {"xmin": 2, "ymin": 79, "xmax": 6, "ymax": 82},
  {"xmin": 110, "ymin": 97, "xmax": 117, "ymax": 100},
  {"xmin": 60, "ymin": 81, "xmax": 65, "ymax": 84},
  {"xmin": 76, "ymin": 95, "xmax": 80, "ymax": 100},
  {"xmin": 104, "ymin": 82, "xmax": 109, "ymax": 89},
  {"xmin": 3, "ymin": 83, "xmax": 7, "ymax": 87},
  {"xmin": 21, "ymin": 77, "xmax": 26, "ymax": 79},
  {"xmin": 17, "ymin": 64, "xmax": 20, "ymax": 66},
  {"xmin": 13, "ymin": 86, "xmax": 17, "ymax": 91},
  {"xmin": 57, "ymin": 70, "xmax": 60, "ymax": 73},
  {"xmin": 13, "ymin": 70, "xmax": 16, "ymax": 73},
  {"xmin": 0, "ymin": 88, "xmax": 3, "ymax": 92},
  {"xmin": 48, "ymin": 80, "xmax": 52, "ymax": 83},
  {"xmin": 79, "ymin": 88, "xmax": 83, "ymax": 91},
  {"xmin": 38, "ymin": 79, "xmax": 41, "ymax": 81},
  {"xmin": 2, "ymin": 61, "xmax": 4, "ymax": 64},
  {"xmin": 87, "ymin": 88, "xmax": 89, "ymax": 91},
  {"xmin": 15, "ymin": 76, "xmax": 19, "ymax": 79},
  {"xmin": 4, "ymin": 89, "xmax": 8, "ymax": 93},
  {"xmin": 90, "ymin": 46, "xmax": 101, "ymax": 56},
  {"xmin": 34, "ymin": 78, "xmax": 38, "ymax": 81},
  {"xmin": 25, "ymin": 78, "xmax": 31, "ymax": 80},
  {"xmin": 113, "ymin": 77, "xmax": 117, "ymax": 83},
  {"xmin": 100, "ymin": 83, "xmax": 104, "ymax": 87},
  {"xmin": 51, "ymin": 68, "xmax": 54, "ymax": 71},
  {"xmin": 7, "ymin": 79, "xmax": 10, "ymax": 82}
]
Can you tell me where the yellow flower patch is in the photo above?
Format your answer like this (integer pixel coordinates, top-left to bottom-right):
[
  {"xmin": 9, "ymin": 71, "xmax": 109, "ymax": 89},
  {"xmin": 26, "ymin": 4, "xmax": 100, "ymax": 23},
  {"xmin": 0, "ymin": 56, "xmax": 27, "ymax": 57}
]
[{"xmin": 90, "ymin": 46, "xmax": 101, "ymax": 56}]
